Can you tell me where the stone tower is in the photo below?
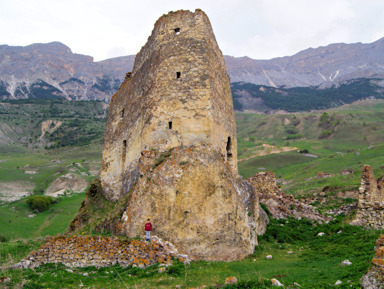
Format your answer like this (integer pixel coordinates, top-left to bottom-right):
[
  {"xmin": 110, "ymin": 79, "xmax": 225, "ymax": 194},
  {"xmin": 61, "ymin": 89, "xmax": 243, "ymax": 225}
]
[
  {"xmin": 101, "ymin": 9, "xmax": 237, "ymax": 201},
  {"xmin": 88, "ymin": 9, "xmax": 264, "ymax": 261}
]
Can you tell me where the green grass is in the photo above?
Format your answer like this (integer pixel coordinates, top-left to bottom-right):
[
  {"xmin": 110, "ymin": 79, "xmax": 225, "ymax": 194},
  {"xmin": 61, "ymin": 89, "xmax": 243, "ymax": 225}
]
[
  {"xmin": 0, "ymin": 193, "xmax": 85, "ymax": 240},
  {"xmin": 1, "ymin": 99, "xmax": 384, "ymax": 288},
  {"xmin": 0, "ymin": 216, "xmax": 379, "ymax": 288},
  {"xmin": 237, "ymin": 100, "xmax": 384, "ymax": 196}
]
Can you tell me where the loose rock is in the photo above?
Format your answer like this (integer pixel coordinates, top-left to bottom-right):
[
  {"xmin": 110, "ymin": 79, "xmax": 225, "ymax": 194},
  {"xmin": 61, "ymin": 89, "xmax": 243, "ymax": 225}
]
[
  {"xmin": 272, "ymin": 278, "xmax": 284, "ymax": 286},
  {"xmin": 225, "ymin": 277, "xmax": 238, "ymax": 285}
]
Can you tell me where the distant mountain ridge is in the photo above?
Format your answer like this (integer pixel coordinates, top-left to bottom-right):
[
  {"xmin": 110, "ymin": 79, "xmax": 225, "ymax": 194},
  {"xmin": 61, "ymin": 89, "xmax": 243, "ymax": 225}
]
[
  {"xmin": 0, "ymin": 42, "xmax": 135, "ymax": 101},
  {"xmin": 224, "ymin": 37, "xmax": 384, "ymax": 88},
  {"xmin": 0, "ymin": 38, "xmax": 383, "ymax": 102}
]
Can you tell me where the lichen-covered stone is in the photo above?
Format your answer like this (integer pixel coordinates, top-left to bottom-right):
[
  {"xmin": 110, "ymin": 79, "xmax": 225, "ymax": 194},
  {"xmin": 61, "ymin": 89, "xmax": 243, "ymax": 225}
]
[
  {"xmin": 361, "ymin": 236, "xmax": 384, "ymax": 288},
  {"xmin": 11, "ymin": 235, "xmax": 187, "ymax": 269}
]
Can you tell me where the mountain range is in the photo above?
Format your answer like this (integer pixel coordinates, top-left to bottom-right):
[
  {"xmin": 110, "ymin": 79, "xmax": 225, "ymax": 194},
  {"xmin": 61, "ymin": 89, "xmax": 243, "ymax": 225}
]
[{"xmin": 0, "ymin": 38, "xmax": 383, "ymax": 104}]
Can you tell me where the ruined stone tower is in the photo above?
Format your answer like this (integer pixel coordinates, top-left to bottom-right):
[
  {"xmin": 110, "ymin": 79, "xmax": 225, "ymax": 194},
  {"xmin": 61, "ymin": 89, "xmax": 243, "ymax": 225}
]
[
  {"xmin": 101, "ymin": 9, "xmax": 237, "ymax": 201},
  {"xmin": 351, "ymin": 165, "xmax": 384, "ymax": 228},
  {"xmin": 79, "ymin": 9, "xmax": 264, "ymax": 261}
]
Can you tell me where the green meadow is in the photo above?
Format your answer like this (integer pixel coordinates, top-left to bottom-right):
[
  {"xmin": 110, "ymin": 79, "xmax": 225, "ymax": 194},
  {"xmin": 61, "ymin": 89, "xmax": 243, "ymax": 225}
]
[{"xmin": 1, "ymin": 99, "xmax": 384, "ymax": 288}]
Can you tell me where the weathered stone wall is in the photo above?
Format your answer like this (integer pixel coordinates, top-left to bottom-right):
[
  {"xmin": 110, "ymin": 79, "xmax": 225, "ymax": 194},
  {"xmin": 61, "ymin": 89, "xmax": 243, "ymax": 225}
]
[
  {"xmin": 247, "ymin": 172, "xmax": 330, "ymax": 222},
  {"xmin": 100, "ymin": 9, "xmax": 237, "ymax": 201},
  {"xmin": 351, "ymin": 165, "xmax": 384, "ymax": 228},
  {"xmin": 361, "ymin": 235, "xmax": 384, "ymax": 288},
  {"xmin": 12, "ymin": 235, "xmax": 188, "ymax": 269}
]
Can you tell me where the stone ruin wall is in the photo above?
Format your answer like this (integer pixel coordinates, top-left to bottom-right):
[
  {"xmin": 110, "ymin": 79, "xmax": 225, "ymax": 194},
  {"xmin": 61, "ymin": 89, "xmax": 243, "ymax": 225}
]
[
  {"xmin": 13, "ymin": 235, "xmax": 188, "ymax": 269},
  {"xmin": 101, "ymin": 10, "xmax": 237, "ymax": 201},
  {"xmin": 361, "ymin": 235, "xmax": 384, "ymax": 288},
  {"xmin": 247, "ymin": 171, "xmax": 331, "ymax": 222},
  {"xmin": 352, "ymin": 165, "xmax": 384, "ymax": 228}
]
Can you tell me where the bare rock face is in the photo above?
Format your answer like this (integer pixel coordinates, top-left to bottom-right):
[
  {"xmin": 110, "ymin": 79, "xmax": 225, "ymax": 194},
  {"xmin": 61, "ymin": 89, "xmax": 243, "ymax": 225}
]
[
  {"xmin": 351, "ymin": 165, "xmax": 384, "ymax": 228},
  {"xmin": 76, "ymin": 10, "xmax": 264, "ymax": 261},
  {"xmin": 114, "ymin": 146, "xmax": 259, "ymax": 261},
  {"xmin": 361, "ymin": 236, "xmax": 384, "ymax": 289}
]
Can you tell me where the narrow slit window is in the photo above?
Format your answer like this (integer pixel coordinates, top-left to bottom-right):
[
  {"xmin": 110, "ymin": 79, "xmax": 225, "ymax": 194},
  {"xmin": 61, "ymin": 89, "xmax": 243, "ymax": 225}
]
[
  {"xmin": 174, "ymin": 28, "xmax": 180, "ymax": 35},
  {"xmin": 168, "ymin": 121, "xmax": 173, "ymax": 129},
  {"xmin": 121, "ymin": 108, "xmax": 125, "ymax": 118},
  {"xmin": 176, "ymin": 72, "xmax": 181, "ymax": 79},
  {"xmin": 226, "ymin": 136, "xmax": 232, "ymax": 160},
  {"xmin": 122, "ymin": 140, "xmax": 127, "ymax": 166}
]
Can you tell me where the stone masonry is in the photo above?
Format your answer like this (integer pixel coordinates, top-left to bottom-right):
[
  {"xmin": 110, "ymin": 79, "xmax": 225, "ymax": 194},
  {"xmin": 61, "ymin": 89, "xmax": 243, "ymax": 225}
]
[
  {"xmin": 361, "ymin": 235, "xmax": 384, "ymax": 288},
  {"xmin": 247, "ymin": 171, "xmax": 331, "ymax": 222},
  {"xmin": 74, "ymin": 10, "xmax": 265, "ymax": 261},
  {"xmin": 101, "ymin": 9, "xmax": 237, "ymax": 201},
  {"xmin": 12, "ymin": 235, "xmax": 188, "ymax": 269},
  {"xmin": 351, "ymin": 165, "xmax": 384, "ymax": 228}
]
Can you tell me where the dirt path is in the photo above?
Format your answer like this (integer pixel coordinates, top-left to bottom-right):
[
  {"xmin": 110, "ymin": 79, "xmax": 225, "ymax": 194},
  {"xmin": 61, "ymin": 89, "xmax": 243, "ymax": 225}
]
[{"xmin": 238, "ymin": 144, "xmax": 297, "ymax": 162}]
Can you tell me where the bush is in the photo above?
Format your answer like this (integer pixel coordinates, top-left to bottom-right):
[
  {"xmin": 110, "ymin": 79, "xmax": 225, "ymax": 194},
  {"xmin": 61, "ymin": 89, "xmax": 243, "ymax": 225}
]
[
  {"xmin": 26, "ymin": 195, "xmax": 54, "ymax": 212},
  {"xmin": 0, "ymin": 234, "xmax": 7, "ymax": 242}
]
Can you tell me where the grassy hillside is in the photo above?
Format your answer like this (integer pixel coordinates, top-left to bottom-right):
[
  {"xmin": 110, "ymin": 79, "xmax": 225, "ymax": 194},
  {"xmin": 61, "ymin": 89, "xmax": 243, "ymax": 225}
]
[
  {"xmin": 0, "ymin": 99, "xmax": 107, "ymax": 149},
  {"xmin": 1, "ymin": 99, "xmax": 384, "ymax": 288},
  {"xmin": 237, "ymin": 99, "xmax": 384, "ymax": 196}
]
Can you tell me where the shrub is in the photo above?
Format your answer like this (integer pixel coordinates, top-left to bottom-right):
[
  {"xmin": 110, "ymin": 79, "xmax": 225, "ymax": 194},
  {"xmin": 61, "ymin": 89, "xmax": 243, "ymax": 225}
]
[
  {"xmin": 26, "ymin": 195, "xmax": 54, "ymax": 212},
  {"xmin": 0, "ymin": 234, "xmax": 7, "ymax": 242}
]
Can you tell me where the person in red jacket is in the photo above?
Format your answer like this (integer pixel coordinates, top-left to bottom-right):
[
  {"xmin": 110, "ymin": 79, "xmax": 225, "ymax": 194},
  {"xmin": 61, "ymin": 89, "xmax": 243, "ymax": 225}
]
[{"xmin": 145, "ymin": 218, "xmax": 152, "ymax": 241}]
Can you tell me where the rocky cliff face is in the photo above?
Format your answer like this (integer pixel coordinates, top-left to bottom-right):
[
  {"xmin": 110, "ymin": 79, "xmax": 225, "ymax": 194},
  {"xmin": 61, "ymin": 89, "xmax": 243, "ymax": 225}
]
[
  {"xmin": 351, "ymin": 165, "xmax": 384, "ymax": 228},
  {"xmin": 72, "ymin": 9, "xmax": 265, "ymax": 261}
]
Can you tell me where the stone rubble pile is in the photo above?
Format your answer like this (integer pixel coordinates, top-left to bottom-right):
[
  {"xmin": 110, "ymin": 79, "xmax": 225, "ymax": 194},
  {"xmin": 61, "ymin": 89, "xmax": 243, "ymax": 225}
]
[
  {"xmin": 248, "ymin": 172, "xmax": 331, "ymax": 222},
  {"xmin": 11, "ymin": 235, "xmax": 189, "ymax": 269}
]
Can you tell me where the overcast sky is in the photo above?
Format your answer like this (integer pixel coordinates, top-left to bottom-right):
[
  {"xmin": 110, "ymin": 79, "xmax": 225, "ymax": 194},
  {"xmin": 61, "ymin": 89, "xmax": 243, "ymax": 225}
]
[{"xmin": 1, "ymin": 0, "xmax": 383, "ymax": 61}]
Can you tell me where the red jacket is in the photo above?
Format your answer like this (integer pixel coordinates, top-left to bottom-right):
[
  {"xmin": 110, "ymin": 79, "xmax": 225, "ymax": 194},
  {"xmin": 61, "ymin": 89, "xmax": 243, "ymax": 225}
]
[{"xmin": 145, "ymin": 222, "xmax": 152, "ymax": 231}]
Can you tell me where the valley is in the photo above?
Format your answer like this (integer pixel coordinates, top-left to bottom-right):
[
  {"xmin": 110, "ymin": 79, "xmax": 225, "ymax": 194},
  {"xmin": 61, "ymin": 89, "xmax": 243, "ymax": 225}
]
[{"xmin": 1, "ymin": 99, "xmax": 384, "ymax": 289}]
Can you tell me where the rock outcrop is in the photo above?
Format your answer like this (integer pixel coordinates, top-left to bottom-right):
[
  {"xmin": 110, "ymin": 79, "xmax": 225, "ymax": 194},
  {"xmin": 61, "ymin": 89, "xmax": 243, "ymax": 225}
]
[
  {"xmin": 351, "ymin": 165, "xmax": 384, "ymax": 228},
  {"xmin": 361, "ymin": 236, "xmax": 384, "ymax": 289},
  {"xmin": 72, "ymin": 10, "xmax": 265, "ymax": 261}
]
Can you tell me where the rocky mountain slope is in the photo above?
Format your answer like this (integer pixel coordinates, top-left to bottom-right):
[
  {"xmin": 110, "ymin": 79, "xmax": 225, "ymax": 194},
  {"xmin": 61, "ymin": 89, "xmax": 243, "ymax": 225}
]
[
  {"xmin": 225, "ymin": 37, "xmax": 384, "ymax": 88},
  {"xmin": 0, "ymin": 42, "xmax": 134, "ymax": 101},
  {"xmin": 0, "ymin": 37, "xmax": 383, "ymax": 102}
]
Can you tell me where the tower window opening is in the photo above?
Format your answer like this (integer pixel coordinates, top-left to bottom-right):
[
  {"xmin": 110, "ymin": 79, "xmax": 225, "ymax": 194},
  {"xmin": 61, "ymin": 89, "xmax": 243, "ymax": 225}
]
[
  {"xmin": 174, "ymin": 28, "xmax": 180, "ymax": 35},
  {"xmin": 121, "ymin": 108, "xmax": 125, "ymax": 118},
  {"xmin": 226, "ymin": 136, "xmax": 232, "ymax": 160},
  {"xmin": 169, "ymin": 121, "xmax": 173, "ymax": 129},
  {"xmin": 122, "ymin": 140, "xmax": 127, "ymax": 167},
  {"xmin": 176, "ymin": 72, "xmax": 181, "ymax": 79}
]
